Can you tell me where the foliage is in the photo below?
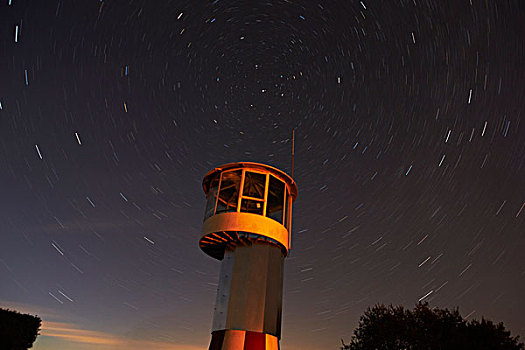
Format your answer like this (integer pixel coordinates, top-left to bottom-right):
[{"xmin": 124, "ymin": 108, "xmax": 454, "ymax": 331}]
[
  {"xmin": 0, "ymin": 308, "xmax": 41, "ymax": 350},
  {"xmin": 346, "ymin": 302, "xmax": 523, "ymax": 350}
]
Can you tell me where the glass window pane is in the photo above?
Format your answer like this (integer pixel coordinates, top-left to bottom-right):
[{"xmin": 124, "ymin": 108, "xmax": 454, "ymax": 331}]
[
  {"xmin": 204, "ymin": 175, "xmax": 220, "ymax": 219},
  {"xmin": 242, "ymin": 171, "xmax": 266, "ymax": 199},
  {"xmin": 267, "ymin": 175, "xmax": 285, "ymax": 224},
  {"xmin": 240, "ymin": 198, "xmax": 264, "ymax": 215},
  {"xmin": 216, "ymin": 170, "xmax": 241, "ymax": 214},
  {"xmin": 283, "ymin": 188, "xmax": 288, "ymax": 228}
]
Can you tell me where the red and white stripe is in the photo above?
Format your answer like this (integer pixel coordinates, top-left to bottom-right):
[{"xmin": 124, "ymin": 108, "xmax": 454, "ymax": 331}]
[{"xmin": 209, "ymin": 330, "xmax": 279, "ymax": 350}]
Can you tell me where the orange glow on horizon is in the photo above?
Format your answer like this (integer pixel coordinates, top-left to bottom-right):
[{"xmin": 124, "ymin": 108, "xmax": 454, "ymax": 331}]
[{"xmin": 37, "ymin": 321, "xmax": 204, "ymax": 350}]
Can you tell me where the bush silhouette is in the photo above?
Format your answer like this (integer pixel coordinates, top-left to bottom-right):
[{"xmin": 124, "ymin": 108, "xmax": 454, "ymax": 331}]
[
  {"xmin": 0, "ymin": 308, "xmax": 41, "ymax": 350},
  {"xmin": 345, "ymin": 302, "xmax": 523, "ymax": 350}
]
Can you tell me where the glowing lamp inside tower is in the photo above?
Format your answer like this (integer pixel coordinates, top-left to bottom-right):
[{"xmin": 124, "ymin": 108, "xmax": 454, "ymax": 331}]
[{"xmin": 200, "ymin": 162, "xmax": 298, "ymax": 350}]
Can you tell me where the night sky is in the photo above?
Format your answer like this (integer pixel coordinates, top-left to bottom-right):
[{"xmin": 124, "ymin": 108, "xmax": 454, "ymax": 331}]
[{"xmin": 1, "ymin": 0, "xmax": 524, "ymax": 349}]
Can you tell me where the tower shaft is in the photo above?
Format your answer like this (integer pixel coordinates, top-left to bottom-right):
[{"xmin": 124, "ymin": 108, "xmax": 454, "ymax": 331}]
[
  {"xmin": 217, "ymin": 244, "xmax": 284, "ymax": 333},
  {"xmin": 209, "ymin": 244, "xmax": 283, "ymax": 349}
]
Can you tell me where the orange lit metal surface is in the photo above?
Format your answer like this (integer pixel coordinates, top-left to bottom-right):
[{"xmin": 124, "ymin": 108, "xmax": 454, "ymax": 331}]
[
  {"xmin": 201, "ymin": 212, "xmax": 289, "ymax": 252},
  {"xmin": 265, "ymin": 334, "xmax": 279, "ymax": 350},
  {"xmin": 222, "ymin": 330, "xmax": 245, "ymax": 348}
]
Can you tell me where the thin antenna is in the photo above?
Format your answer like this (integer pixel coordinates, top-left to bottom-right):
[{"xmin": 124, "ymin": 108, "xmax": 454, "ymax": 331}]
[
  {"xmin": 289, "ymin": 129, "xmax": 295, "ymax": 252},
  {"xmin": 291, "ymin": 129, "xmax": 295, "ymax": 178}
]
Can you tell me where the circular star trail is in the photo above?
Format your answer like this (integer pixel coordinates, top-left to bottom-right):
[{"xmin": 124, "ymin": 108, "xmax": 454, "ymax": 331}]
[{"xmin": 1, "ymin": 1, "xmax": 524, "ymax": 349}]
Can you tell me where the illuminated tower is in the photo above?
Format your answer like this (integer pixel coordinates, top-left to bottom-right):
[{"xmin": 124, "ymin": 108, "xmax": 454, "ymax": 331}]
[{"xmin": 200, "ymin": 162, "xmax": 298, "ymax": 350}]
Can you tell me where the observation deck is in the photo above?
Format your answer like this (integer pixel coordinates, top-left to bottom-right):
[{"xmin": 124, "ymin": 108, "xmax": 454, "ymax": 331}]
[{"xmin": 200, "ymin": 162, "xmax": 298, "ymax": 260}]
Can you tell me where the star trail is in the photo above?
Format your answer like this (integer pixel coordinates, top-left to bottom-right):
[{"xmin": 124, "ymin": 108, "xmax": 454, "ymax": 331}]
[{"xmin": 1, "ymin": 1, "xmax": 524, "ymax": 349}]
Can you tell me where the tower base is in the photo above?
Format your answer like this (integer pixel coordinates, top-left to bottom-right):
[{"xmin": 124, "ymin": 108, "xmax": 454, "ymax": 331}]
[{"xmin": 209, "ymin": 330, "xmax": 279, "ymax": 350}]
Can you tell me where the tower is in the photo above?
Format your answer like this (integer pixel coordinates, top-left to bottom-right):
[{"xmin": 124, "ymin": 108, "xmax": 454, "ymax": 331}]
[{"xmin": 200, "ymin": 162, "xmax": 298, "ymax": 350}]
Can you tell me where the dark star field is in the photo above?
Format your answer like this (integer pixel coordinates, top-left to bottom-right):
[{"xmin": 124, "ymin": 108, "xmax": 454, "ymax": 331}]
[{"xmin": 1, "ymin": 0, "xmax": 524, "ymax": 349}]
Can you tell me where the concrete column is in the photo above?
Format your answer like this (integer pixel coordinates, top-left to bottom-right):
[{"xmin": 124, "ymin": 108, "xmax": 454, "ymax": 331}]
[{"xmin": 209, "ymin": 243, "xmax": 284, "ymax": 349}]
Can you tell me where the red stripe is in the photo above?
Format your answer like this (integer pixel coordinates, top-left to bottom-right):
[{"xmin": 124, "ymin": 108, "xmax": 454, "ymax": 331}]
[{"xmin": 244, "ymin": 330, "xmax": 266, "ymax": 349}]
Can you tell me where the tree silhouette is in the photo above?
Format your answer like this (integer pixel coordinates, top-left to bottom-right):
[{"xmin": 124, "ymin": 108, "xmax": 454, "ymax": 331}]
[
  {"xmin": 347, "ymin": 302, "xmax": 523, "ymax": 350},
  {"xmin": 341, "ymin": 338, "xmax": 351, "ymax": 349},
  {"xmin": 0, "ymin": 308, "xmax": 41, "ymax": 350}
]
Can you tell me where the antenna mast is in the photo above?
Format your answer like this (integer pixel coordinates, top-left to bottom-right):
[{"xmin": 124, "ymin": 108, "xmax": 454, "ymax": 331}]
[{"xmin": 291, "ymin": 129, "xmax": 295, "ymax": 178}]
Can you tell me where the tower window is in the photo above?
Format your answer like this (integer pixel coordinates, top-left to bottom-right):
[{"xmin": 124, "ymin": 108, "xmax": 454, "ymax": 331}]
[
  {"xmin": 204, "ymin": 174, "xmax": 220, "ymax": 219},
  {"xmin": 242, "ymin": 171, "xmax": 266, "ymax": 199},
  {"xmin": 216, "ymin": 170, "xmax": 242, "ymax": 214},
  {"xmin": 267, "ymin": 175, "xmax": 285, "ymax": 224},
  {"xmin": 240, "ymin": 198, "xmax": 264, "ymax": 215}
]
